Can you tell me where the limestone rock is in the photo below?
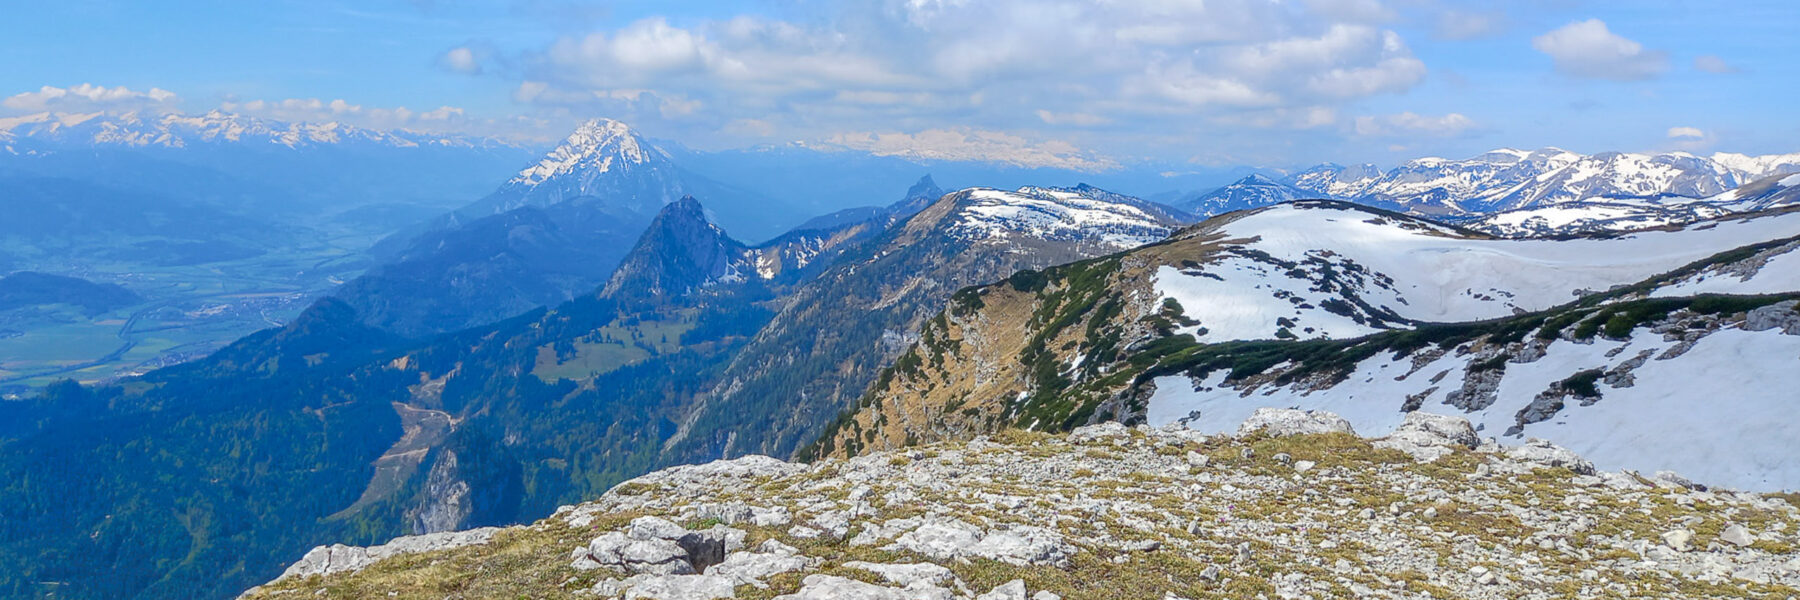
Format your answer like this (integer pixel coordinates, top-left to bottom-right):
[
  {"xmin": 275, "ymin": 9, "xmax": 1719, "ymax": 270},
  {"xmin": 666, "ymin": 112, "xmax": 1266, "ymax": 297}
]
[
  {"xmin": 575, "ymin": 516, "xmax": 747, "ymax": 575},
  {"xmin": 1506, "ymin": 439, "xmax": 1595, "ymax": 475},
  {"xmin": 1663, "ymin": 529, "xmax": 1695, "ymax": 552},
  {"xmin": 1237, "ymin": 408, "xmax": 1356, "ymax": 438},
  {"xmin": 1720, "ymin": 524, "xmax": 1755, "ymax": 548},
  {"xmin": 1745, "ymin": 300, "xmax": 1800, "ymax": 335},
  {"xmin": 975, "ymin": 579, "xmax": 1028, "ymax": 600},
  {"xmin": 620, "ymin": 574, "xmax": 738, "ymax": 600},
  {"xmin": 274, "ymin": 527, "xmax": 500, "ymax": 581},
  {"xmin": 1375, "ymin": 412, "xmax": 1479, "ymax": 463},
  {"xmin": 887, "ymin": 518, "xmax": 1071, "ymax": 567},
  {"xmin": 844, "ymin": 561, "xmax": 957, "ymax": 588},
  {"xmin": 775, "ymin": 575, "xmax": 954, "ymax": 600}
]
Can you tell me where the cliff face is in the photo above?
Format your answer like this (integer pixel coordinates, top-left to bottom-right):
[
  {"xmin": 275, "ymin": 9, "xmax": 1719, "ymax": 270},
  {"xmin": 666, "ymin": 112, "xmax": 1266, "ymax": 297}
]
[
  {"xmin": 810, "ymin": 222, "xmax": 1238, "ymax": 459},
  {"xmin": 663, "ymin": 186, "xmax": 1188, "ymax": 464},
  {"xmin": 246, "ymin": 409, "xmax": 1800, "ymax": 600}
]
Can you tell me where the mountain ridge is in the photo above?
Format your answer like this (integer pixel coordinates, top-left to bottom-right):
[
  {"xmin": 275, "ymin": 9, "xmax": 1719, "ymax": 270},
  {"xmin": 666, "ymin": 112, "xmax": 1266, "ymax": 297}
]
[{"xmin": 815, "ymin": 201, "xmax": 1800, "ymax": 492}]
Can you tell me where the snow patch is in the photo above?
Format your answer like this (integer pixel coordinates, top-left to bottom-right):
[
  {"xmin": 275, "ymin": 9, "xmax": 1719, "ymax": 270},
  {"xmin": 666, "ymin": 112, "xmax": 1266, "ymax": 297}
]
[
  {"xmin": 1145, "ymin": 321, "xmax": 1800, "ymax": 491},
  {"xmin": 949, "ymin": 187, "xmax": 1172, "ymax": 250},
  {"xmin": 1153, "ymin": 204, "xmax": 1800, "ymax": 342}
]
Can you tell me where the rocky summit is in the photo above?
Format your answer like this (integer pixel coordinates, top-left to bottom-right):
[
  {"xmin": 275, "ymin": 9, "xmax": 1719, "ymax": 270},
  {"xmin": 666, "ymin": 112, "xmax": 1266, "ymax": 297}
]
[{"xmin": 245, "ymin": 410, "xmax": 1800, "ymax": 600}]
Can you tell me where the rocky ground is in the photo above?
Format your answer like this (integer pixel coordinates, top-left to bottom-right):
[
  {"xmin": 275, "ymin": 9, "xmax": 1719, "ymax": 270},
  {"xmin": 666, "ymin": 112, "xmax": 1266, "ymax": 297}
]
[{"xmin": 244, "ymin": 410, "xmax": 1800, "ymax": 599}]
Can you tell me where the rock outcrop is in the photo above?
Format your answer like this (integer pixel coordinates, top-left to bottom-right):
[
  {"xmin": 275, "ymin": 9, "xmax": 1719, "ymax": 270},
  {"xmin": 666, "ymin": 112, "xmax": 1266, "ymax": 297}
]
[
  {"xmin": 253, "ymin": 526, "xmax": 500, "ymax": 590},
  {"xmin": 248, "ymin": 411, "xmax": 1800, "ymax": 600},
  {"xmin": 1237, "ymin": 407, "xmax": 1358, "ymax": 438}
]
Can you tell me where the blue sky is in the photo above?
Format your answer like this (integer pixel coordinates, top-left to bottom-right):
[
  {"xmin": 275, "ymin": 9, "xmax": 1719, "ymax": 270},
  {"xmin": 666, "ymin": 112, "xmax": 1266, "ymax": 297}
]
[{"xmin": 4, "ymin": 0, "xmax": 1797, "ymax": 170}]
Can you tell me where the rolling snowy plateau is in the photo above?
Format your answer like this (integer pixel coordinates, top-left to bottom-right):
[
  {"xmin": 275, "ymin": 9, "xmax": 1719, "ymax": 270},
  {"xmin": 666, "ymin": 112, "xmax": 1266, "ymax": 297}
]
[
  {"xmin": 1153, "ymin": 202, "xmax": 1800, "ymax": 343},
  {"xmin": 1467, "ymin": 173, "xmax": 1800, "ymax": 238},
  {"xmin": 1140, "ymin": 203, "xmax": 1800, "ymax": 491},
  {"xmin": 950, "ymin": 186, "xmax": 1178, "ymax": 250}
]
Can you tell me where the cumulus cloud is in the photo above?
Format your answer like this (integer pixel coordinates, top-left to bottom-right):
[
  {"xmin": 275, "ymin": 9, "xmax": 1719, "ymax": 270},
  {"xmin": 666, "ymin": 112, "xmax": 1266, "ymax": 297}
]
[
  {"xmin": 3, "ymin": 84, "xmax": 180, "ymax": 113},
  {"xmin": 1531, "ymin": 19, "xmax": 1668, "ymax": 81},
  {"xmin": 1434, "ymin": 10, "xmax": 1504, "ymax": 40},
  {"xmin": 825, "ymin": 128, "xmax": 1119, "ymax": 171},
  {"xmin": 1302, "ymin": 0, "xmax": 1394, "ymax": 24},
  {"xmin": 1353, "ymin": 112, "xmax": 1478, "ymax": 137},
  {"xmin": 501, "ymin": 0, "xmax": 1436, "ymax": 162},
  {"xmin": 210, "ymin": 96, "xmax": 530, "ymax": 137},
  {"xmin": 441, "ymin": 46, "xmax": 482, "ymax": 74},
  {"xmin": 1035, "ymin": 110, "xmax": 1110, "ymax": 127},
  {"xmin": 1666, "ymin": 126, "xmax": 1705, "ymax": 140},
  {"xmin": 1692, "ymin": 55, "xmax": 1739, "ymax": 74}
]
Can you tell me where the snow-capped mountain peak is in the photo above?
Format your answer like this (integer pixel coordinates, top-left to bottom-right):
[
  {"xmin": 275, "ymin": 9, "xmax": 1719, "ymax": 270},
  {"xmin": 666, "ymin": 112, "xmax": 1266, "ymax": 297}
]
[
  {"xmin": 1284, "ymin": 146, "xmax": 1800, "ymax": 220},
  {"xmin": 1178, "ymin": 173, "xmax": 1311, "ymax": 217},
  {"xmin": 510, "ymin": 118, "xmax": 662, "ymax": 187},
  {"xmin": 0, "ymin": 109, "xmax": 519, "ymax": 151}
]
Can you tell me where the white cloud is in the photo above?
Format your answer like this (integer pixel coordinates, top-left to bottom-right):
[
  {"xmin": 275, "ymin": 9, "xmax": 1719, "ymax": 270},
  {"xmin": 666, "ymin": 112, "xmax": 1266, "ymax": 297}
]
[
  {"xmin": 1434, "ymin": 10, "xmax": 1504, "ymax": 40},
  {"xmin": 1302, "ymin": 0, "xmax": 1394, "ymax": 24},
  {"xmin": 1666, "ymin": 126, "xmax": 1705, "ymax": 140},
  {"xmin": 507, "ymin": 0, "xmax": 1435, "ymax": 160},
  {"xmin": 1353, "ymin": 112, "xmax": 1478, "ymax": 137},
  {"xmin": 2, "ymin": 84, "xmax": 180, "ymax": 113},
  {"xmin": 419, "ymin": 106, "xmax": 465, "ymax": 121},
  {"xmin": 721, "ymin": 118, "xmax": 775, "ymax": 137},
  {"xmin": 825, "ymin": 128, "xmax": 1119, "ymax": 171},
  {"xmin": 1531, "ymin": 19, "xmax": 1668, "ymax": 81},
  {"xmin": 1212, "ymin": 106, "xmax": 1340, "ymax": 130},
  {"xmin": 1035, "ymin": 110, "xmax": 1110, "ymax": 127},
  {"xmin": 441, "ymin": 46, "xmax": 481, "ymax": 74},
  {"xmin": 542, "ymin": 16, "xmax": 910, "ymax": 93},
  {"xmin": 1692, "ymin": 55, "xmax": 1739, "ymax": 74}
]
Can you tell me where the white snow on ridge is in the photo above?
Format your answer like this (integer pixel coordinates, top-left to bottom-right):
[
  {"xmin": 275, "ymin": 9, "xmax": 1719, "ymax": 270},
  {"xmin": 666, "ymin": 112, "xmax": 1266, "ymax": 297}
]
[
  {"xmin": 1477, "ymin": 204, "xmax": 1669, "ymax": 230},
  {"xmin": 1144, "ymin": 324, "xmax": 1800, "ymax": 491},
  {"xmin": 1650, "ymin": 241, "xmax": 1800, "ymax": 298},
  {"xmin": 949, "ymin": 187, "xmax": 1172, "ymax": 250},
  {"xmin": 512, "ymin": 118, "xmax": 652, "ymax": 186},
  {"xmin": 1290, "ymin": 147, "xmax": 1800, "ymax": 215},
  {"xmin": 1154, "ymin": 204, "xmax": 1800, "ymax": 343},
  {"xmin": 1713, "ymin": 151, "xmax": 1800, "ymax": 182},
  {"xmin": 0, "ymin": 110, "xmax": 516, "ymax": 151}
]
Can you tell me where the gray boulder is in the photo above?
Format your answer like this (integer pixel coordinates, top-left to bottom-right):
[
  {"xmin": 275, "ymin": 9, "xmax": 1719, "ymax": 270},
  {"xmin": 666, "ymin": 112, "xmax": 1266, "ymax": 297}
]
[
  {"xmin": 1237, "ymin": 408, "xmax": 1357, "ymax": 437},
  {"xmin": 886, "ymin": 518, "xmax": 1072, "ymax": 568},
  {"xmin": 1745, "ymin": 300, "xmax": 1800, "ymax": 335},
  {"xmin": 1506, "ymin": 439, "xmax": 1596, "ymax": 475},
  {"xmin": 975, "ymin": 579, "xmax": 1028, "ymax": 600},
  {"xmin": 1375, "ymin": 412, "xmax": 1479, "ymax": 463},
  {"xmin": 576, "ymin": 516, "xmax": 748, "ymax": 575},
  {"xmin": 775, "ymin": 575, "xmax": 955, "ymax": 600},
  {"xmin": 710, "ymin": 541, "xmax": 815, "ymax": 587},
  {"xmin": 274, "ymin": 527, "xmax": 500, "ymax": 581},
  {"xmin": 620, "ymin": 574, "xmax": 738, "ymax": 600},
  {"xmin": 844, "ymin": 561, "xmax": 957, "ymax": 588}
]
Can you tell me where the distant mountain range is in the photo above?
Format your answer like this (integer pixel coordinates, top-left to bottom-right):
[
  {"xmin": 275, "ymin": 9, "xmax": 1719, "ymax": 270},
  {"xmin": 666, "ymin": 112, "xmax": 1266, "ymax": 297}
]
[
  {"xmin": 6, "ymin": 110, "xmax": 1800, "ymax": 600},
  {"xmin": 0, "ymin": 110, "xmax": 521, "ymax": 151},
  {"xmin": 0, "ymin": 110, "xmax": 541, "ymax": 226},
  {"xmin": 1180, "ymin": 148, "xmax": 1800, "ymax": 236}
]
